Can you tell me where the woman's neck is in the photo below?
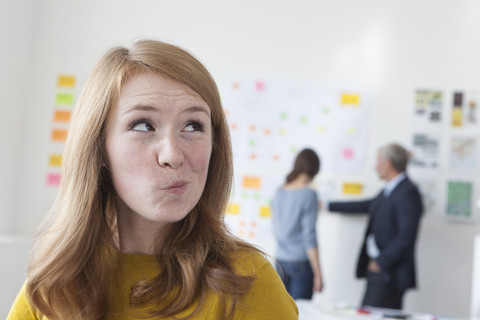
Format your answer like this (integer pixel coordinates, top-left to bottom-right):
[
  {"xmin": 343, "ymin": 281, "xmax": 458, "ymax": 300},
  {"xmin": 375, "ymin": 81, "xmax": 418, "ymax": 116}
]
[
  {"xmin": 116, "ymin": 211, "xmax": 168, "ymax": 255},
  {"xmin": 284, "ymin": 173, "xmax": 312, "ymax": 190}
]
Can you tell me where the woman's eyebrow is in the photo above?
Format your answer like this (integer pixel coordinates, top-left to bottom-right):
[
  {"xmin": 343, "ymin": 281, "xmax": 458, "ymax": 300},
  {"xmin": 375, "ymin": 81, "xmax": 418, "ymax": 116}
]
[
  {"xmin": 121, "ymin": 104, "xmax": 158, "ymax": 116},
  {"xmin": 184, "ymin": 106, "xmax": 211, "ymax": 116}
]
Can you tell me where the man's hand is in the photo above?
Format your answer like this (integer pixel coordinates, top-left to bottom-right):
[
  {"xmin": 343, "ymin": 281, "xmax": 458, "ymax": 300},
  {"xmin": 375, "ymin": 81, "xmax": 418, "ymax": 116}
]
[{"xmin": 368, "ymin": 259, "xmax": 382, "ymax": 273}]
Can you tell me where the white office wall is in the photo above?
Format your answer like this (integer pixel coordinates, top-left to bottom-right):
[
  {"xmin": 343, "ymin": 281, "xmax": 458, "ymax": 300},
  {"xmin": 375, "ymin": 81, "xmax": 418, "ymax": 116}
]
[
  {"xmin": 3, "ymin": 0, "xmax": 480, "ymax": 317},
  {"xmin": 472, "ymin": 235, "xmax": 480, "ymax": 319},
  {"xmin": 0, "ymin": 0, "xmax": 36, "ymax": 234},
  {"xmin": 0, "ymin": 237, "xmax": 30, "ymax": 319}
]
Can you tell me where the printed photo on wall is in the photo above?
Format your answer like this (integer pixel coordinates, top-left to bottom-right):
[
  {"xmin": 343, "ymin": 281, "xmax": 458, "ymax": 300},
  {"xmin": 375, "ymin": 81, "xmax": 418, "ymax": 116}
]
[
  {"xmin": 449, "ymin": 136, "xmax": 478, "ymax": 171},
  {"xmin": 451, "ymin": 90, "xmax": 480, "ymax": 129},
  {"xmin": 410, "ymin": 133, "xmax": 440, "ymax": 169},
  {"xmin": 445, "ymin": 180, "xmax": 475, "ymax": 222},
  {"xmin": 414, "ymin": 89, "xmax": 443, "ymax": 124}
]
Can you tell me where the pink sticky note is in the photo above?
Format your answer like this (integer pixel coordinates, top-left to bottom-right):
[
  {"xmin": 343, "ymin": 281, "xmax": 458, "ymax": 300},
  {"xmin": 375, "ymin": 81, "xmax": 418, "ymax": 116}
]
[
  {"xmin": 47, "ymin": 172, "xmax": 61, "ymax": 186},
  {"xmin": 255, "ymin": 81, "xmax": 265, "ymax": 91},
  {"xmin": 343, "ymin": 148, "xmax": 354, "ymax": 159}
]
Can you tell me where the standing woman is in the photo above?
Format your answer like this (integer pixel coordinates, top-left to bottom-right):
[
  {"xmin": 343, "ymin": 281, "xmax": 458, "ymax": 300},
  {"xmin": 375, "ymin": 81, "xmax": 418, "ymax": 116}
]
[
  {"xmin": 8, "ymin": 40, "xmax": 298, "ymax": 319},
  {"xmin": 272, "ymin": 148, "xmax": 323, "ymax": 300}
]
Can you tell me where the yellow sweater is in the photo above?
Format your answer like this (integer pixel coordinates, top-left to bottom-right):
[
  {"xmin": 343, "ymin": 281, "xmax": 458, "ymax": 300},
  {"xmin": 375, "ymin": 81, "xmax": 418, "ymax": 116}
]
[{"xmin": 8, "ymin": 251, "xmax": 298, "ymax": 319}]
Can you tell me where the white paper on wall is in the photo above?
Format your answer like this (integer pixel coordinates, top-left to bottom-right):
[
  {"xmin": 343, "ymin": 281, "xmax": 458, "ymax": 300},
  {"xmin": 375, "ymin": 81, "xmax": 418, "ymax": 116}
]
[{"xmin": 220, "ymin": 78, "xmax": 369, "ymax": 241}]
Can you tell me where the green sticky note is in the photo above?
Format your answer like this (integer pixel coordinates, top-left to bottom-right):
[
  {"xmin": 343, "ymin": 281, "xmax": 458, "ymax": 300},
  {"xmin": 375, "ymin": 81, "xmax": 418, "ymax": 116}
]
[{"xmin": 56, "ymin": 93, "xmax": 74, "ymax": 106}]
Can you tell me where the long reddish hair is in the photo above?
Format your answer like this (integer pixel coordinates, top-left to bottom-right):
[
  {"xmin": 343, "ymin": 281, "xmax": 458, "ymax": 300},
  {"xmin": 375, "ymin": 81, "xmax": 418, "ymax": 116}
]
[{"xmin": 27, "ymin": 39, "xmax": 259, "ymax": 320}]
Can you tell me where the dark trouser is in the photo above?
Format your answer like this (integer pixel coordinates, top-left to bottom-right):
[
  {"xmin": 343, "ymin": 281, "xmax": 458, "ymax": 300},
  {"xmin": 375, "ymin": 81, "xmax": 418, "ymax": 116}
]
[
  {"xmin": 362, "ymin": 270, "xmax": 404, "ymax": 309},
  {"xmin": 276, "ymin": 259, "xmax": 314, "ymax": 300}
]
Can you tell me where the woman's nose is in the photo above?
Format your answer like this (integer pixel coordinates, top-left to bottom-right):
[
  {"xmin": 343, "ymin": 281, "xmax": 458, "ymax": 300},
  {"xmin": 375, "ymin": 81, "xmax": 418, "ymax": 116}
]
[{"xmin": 157, "ymin": 135, "xmax": 184, "ymax": 169}]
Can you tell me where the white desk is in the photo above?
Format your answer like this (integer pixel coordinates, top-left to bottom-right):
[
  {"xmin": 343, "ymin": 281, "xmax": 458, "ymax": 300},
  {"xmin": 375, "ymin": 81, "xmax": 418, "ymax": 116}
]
[{"xmin": 296, "ymin": 300, "xmax": 461, "ymax": 320}]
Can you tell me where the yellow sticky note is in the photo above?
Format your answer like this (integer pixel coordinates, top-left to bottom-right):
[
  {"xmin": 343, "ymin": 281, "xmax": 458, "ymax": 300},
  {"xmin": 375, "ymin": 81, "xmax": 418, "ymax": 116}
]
[
  {"xmin": 226, "ymin": 203, "xmax": 240, "ymax": 215},
  {"xmin": 56, "ymin": 93, "xmax": 74, "ymax": 106},
  {"xmin": 259, "ymin": 206, "xmax": 271, "ymax": 217},
  {"xmin": 49, "ymin": 154, "xmax": 62, "ymax": 167},
  {"xmin": 242, "ymin": 176, "xmax": 261, "ymax": 190},
  {"xmin": 347, "ymin": 126, "xmax": 357, "ymax": 134},
  {"xmin": 51, "ymin": 129, "xmax": 68, "ymax": 142},
  {"xmin": 53, "ymin": 110, "xmax": 71, "ymax": 123},
  {"xmin": 57, "ymin": 75, "xmax": 76, "ymax": 88},
  {"xmin": 341, "ymin": 93, "xmax": 360, "ymax": 106},
  {"xmin": 343, "ymin": 182, "xmax": 363, "ymax": 195}
]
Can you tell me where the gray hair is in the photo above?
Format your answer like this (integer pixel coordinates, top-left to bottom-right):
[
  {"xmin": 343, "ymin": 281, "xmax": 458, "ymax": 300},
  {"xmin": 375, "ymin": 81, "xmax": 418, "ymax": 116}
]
[{"xmin": 378, "ymin": 143, "xmax": 409, "ymax": 173}]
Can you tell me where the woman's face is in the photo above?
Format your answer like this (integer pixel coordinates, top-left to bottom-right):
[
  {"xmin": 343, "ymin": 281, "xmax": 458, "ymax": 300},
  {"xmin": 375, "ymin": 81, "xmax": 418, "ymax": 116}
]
[{"xmin": 105, "ymin": 72, "xmax": 212, "ymax": 229}]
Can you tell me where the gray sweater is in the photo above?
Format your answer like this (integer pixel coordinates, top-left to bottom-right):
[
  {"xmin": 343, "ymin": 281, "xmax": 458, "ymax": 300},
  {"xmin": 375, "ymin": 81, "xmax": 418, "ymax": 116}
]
[{"xmin": 271, "ymin": 187, "xmax": 319, "ymax": 261}]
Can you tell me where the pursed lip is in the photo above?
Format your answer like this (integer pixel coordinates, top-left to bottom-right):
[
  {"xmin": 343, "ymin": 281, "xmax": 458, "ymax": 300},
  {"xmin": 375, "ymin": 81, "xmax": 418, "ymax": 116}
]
[{"xmin": 163, "ymin": 180, "xmax": 188, "ymax": 194}]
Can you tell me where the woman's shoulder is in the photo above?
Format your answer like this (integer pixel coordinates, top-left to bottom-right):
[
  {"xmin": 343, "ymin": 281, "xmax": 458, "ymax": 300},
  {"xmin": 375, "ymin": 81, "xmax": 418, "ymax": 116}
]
[
  {"xmin": 7, "ymin": 281, "xmax": 42, "ymax": 319},
  {"xmin": 290, "ymin": 186, "xmax": 318, "ymax": 199},
  {"xmin": 228, "ymin": 247, "xmax": 299, "ymax": 318},
  {"xmin": 277, "ymin": 186, "xmax": 316, "ymax": 195},
  {"xmin": 229, "ymin": 246, "xmax": 272, "ymax": 274}
]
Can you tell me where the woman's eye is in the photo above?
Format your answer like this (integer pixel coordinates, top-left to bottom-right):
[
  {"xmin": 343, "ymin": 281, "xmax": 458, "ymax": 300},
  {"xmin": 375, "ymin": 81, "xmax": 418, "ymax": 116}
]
[
  {"xmin": 184, "ymin": 121, "xmax": 205, "ymax": 132},
  {"xmin": 130, "ymin": 121, "xmax": 154, "ymax": 132}
]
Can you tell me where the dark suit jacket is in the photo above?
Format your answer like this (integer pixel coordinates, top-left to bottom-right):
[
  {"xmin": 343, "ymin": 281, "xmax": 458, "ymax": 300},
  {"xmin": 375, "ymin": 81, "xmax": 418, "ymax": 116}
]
[{"xmin": 329, "ymin": 176, "xmax": 423, "ymax": 292}]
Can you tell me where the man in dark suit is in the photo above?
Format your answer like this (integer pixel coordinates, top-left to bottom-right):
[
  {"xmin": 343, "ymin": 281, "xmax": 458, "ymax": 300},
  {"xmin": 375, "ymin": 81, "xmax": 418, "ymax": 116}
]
[{"xmin": 327, "ymin": 143, "xmax": 423, "ymax": 310}]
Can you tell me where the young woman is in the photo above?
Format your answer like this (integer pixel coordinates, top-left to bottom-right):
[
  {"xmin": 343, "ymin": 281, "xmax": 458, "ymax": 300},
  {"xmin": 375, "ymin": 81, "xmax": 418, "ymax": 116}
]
[
  {"xmin": 272, "ymin": 148, "xmax": 323, "ymax": 300},
  {"xmin": 8, "ymin": 40, "xmax": 298, "ymax": 319}
]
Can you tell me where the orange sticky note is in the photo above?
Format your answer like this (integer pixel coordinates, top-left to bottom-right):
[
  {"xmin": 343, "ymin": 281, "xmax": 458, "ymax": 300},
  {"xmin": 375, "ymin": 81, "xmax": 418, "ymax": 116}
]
[
  {"xmin": 53, "ymin": 110, "xmax": 71, "ymax": 123},
  {"xmin": 341, "ymin": 93, "xmax": 360, "ymax": 106},
  {"xmin": 259, "ymin": 206, "xmax": 271, "ymax": 217},
  {"xmin": 343, "ymin": 183, "xmax": 363, "ymax": 195},
  {"xmin": 51, "ymin": 129, "xmax": 67, "ymax": 142},
  {"xmin": 49, "ymin": 154, "xmax": 62, "ymax": 167},
  {"xmin": 57, "ymin": 75, "xmax": 76, "ymax": 88},
  {"xmin": 242, "ymin": 176, "xmax": 261, "ymax": 190}
]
